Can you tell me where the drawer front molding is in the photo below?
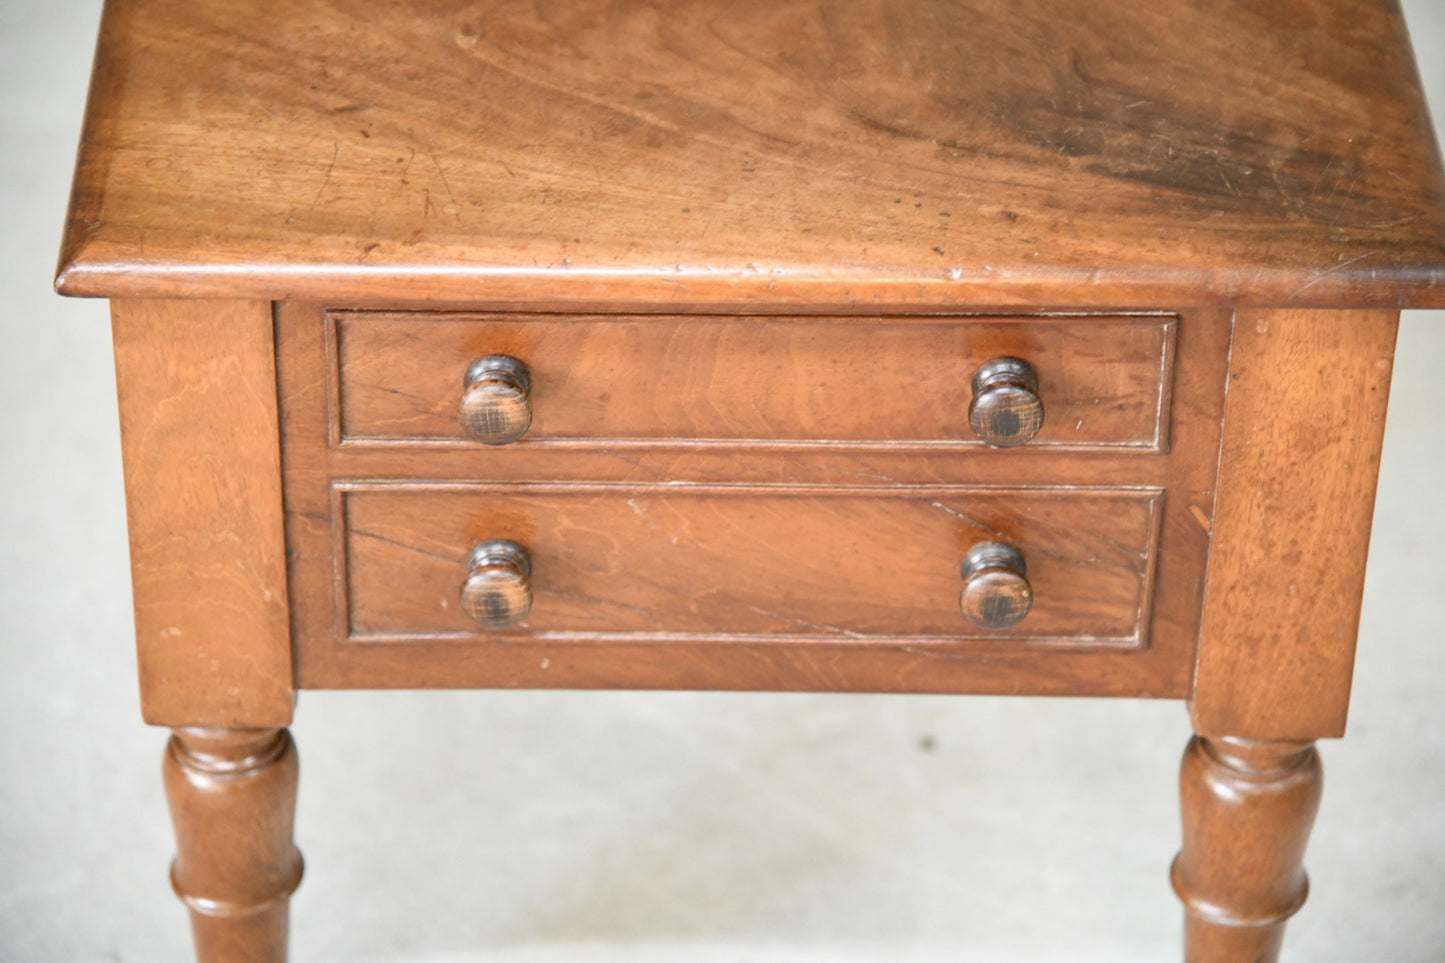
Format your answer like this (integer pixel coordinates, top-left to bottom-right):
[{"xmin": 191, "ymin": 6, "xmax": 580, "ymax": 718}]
[
  {"xmin": 278, "ymin": 304, "xmax": 1231, "ymax": 698},
  {"xmin": 334, "ymin": 482, "xmax": 1164, "ymax": 646},
  {"xmin": 328, "ymin": 311, "xmax": 1177, "ymax": 451}
]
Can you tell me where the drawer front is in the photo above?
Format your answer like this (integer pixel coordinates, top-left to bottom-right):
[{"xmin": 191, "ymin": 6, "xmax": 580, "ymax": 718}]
[
  {"xmin": 281, "ymin": 304, "xmax": 1233, "ymax": 697},
  {"xmin": 338, "ymin": 484, "xmax": 1161, "ymax": 645},
  {"xmin": 330, "ymin": 312, "xmax": 1175, "ymax": 450}
]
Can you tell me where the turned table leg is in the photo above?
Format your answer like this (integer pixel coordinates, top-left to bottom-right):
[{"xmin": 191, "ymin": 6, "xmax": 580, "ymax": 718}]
[
  {"xmin": 1171, "ymin": 736, "xmax": 1322, "ymax": 962},
  {"xmin": 163, "ymin": 727, "xmax": 304, "ymax": 963}
]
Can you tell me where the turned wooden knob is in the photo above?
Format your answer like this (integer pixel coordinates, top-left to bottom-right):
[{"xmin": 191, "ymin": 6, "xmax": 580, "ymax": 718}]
[
  {"xmin": 968, "ymin": 357, "xmax": 1043, "ymax": 447},
  {"xmin": 459, "ymin": 355, "xmax": 531, "ymax": 445},
  {"xmin": 960, "ymin": 542, "xmax": 1033, "ymax": 629},
  {"xmin": 460, "ymin": 539, "xmax": 532, "ymax": 628}
]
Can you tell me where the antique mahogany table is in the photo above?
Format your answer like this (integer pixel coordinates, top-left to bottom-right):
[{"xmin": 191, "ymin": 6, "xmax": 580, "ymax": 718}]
[{"xmin": 57, "ymin": 0, "xmax": 1445, "ymax": 959}]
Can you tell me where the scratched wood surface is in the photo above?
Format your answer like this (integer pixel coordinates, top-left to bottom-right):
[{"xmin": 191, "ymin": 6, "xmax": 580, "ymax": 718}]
[
  {"xmin": 333, "ymin": 311, "xmax": 1174, "ymax": 448},
  {"xmin": 57, "ymin": 0, "xmax": 1445, "ymax": 308},
  {"xmin": 276, "ymin": 304, "xmax": 1234, "ymax": 696},
  {"xmin": 340, "ymin": 484, "xmax": 1158, "ymax": 642},
  {"xmin": 1191, "ymin": 309, "xmax": 1399, "ymax": 740},
  {"xmin": 110, "ymin": 300, "xmax": 294, "ymax": 728}
]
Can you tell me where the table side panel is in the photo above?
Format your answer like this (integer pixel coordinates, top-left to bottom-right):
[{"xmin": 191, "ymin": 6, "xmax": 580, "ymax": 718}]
[
  {"xmin": 1191, "ymin": 308, "xmax": 1399, "ymax": 740},
  {"xmin": 111, "ymin": 299, "xmax": 294, "ymax": 727}
]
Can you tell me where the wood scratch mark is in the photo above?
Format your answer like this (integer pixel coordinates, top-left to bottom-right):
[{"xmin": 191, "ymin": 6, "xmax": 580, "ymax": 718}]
[
  {"xmin": 1291, "ymin": 252, "xmax": 1375, "ymax": 298},
  {"xmin": 1216, "ymin": 163, "xmax": 1237, "ymax": 196},
  {"xmin": 1312, "ymin": 156, "xmax": 1337, "ymax": 200},
  {"xmin": 309, "ymin": 142, "xmax": 339, "ymax": 212},
  {"xmin": 1331, "ymin": 174, "xmax": 1359, "ymax": 226},
  {"xmin": 743, "ymin": 605, "xmax": 868, "ymax": 639},
  {"xmin": 351, "ymin": 527, "xmax": 455, "ymax": 566},
  {"xmin": 1267, "ymin": 158, "xmax": 1303, "ymax": 212},
  {"xmin": 429, "ymin": 149, "xmax": 460, "ymax": 213}
]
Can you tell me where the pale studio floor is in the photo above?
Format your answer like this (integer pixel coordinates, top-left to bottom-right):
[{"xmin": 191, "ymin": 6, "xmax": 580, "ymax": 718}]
[{"xmin": 2, "ymin": 1, "xmax": 1443, "ymax": 961}]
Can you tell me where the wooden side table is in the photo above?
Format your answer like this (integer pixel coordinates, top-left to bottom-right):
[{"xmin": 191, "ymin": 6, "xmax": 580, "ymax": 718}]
[{"xmin": 57, "ymin": 1, "xmax": 1445, "ymax": 960}]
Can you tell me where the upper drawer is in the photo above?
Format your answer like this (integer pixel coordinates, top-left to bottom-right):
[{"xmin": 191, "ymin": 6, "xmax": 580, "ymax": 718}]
[{"xmin": 329, "ymin": 312, "xmax": 1176, "ymax": 451}]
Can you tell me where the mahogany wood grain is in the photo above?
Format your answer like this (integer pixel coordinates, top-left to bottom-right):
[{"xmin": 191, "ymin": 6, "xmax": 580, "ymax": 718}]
[
  {"xmin": 1172, "ymin": 736, "xmax": 1322, "ymax": 963},
  {"xmin": 275, "ymin": 304, "xmax": 1233, "ymax": 697},
  {"xmin": 332, "ymin": 312, "xmax": 1175, "ymax": 450},
  {"xmin": 56, "ymin": 0, "xmax": 1445, "ymax": 308},
  {"xmin": 1191, "ymin": 309, "xmax": 1399, "ymax": 740},
  {"xmin": 341, "ymin": 484, "xmax": 1155, "ymax": 644},
  {"xmin": 164, "ymin": 728, "xmax": 303, "ymax": 963},
  {"xmin": 111, "ymin": 300, "xmax": 293, "ymax": 728},
  {"xmin": 281, "ymin": 304, "xmax": 1233, "ymax": 489}
]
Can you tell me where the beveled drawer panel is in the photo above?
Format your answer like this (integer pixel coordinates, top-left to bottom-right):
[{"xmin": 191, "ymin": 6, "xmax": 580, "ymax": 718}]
[
  {"xmin": 337, "ymin": 483, "xmax": 1161, "ymax": 644},
  {"xmin": 330, "ymin": 312, "xmax": 1175, "ymax": 450}
]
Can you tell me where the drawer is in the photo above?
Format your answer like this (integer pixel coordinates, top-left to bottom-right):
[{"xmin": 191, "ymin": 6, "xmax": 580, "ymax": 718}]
[
  {"xmin": 336, "ymin": 484, "xmax": 1162, "ymax": 645},
  {"xmin": 329, "ymin": 312, "xmax": 1176, "ymax": 450}
]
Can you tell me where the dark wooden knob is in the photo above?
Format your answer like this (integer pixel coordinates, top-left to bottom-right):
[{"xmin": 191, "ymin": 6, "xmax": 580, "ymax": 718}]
[
  {"xmin": 960, "ymin": 542, "xmax": 1033, "ymax": 629},
  {"xmin": 459, "ymin": 355, "xmax": 531, "ymax": 445},
  {"xmin": 460, "ymin": 539, "xmax": 532, "ymax": 628},
  {"xmin": 968, "ymin": 357, "xmax": 1043, "ymax": 448}
]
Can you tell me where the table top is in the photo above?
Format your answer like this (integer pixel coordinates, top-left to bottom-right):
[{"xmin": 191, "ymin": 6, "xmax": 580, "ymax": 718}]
[{"xmin": 57, "ymin": 0, "xmax": 1445, "ymax": 309}]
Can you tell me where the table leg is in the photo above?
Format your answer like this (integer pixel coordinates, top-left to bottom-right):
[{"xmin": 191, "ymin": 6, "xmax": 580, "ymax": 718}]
[
  {"xmin": 1171, "ymin": 735, "xmax": 1322, "ymax": 962},
  {"xmin": 163, "ymin": 727, "xmax": 304, "ymax": 963}
]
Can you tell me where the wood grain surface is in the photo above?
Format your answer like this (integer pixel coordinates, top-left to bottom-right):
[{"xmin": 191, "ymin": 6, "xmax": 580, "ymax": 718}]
[
  {"xmin": 62, "ymin": 4, "xmax": 1441, "ymax": 960},
  {"xmin": 281, "ymin": 304, "xmax": 1232, "ymax": 490},
  {"xmin": 56, "ymin": 0, "xmax": 1445, "ymax": 307},
  {"xmin": 111, "ymin": 300, "xmax": 294, "ymax": 728},
  {"xmin": 165, "ymin": 728, "xmax": 302, "ymax": 963},
  {"xmin": 339, "ymin": 484, "xmax": 1158, "ymax": 644},
  {"xmin": 333, "ymin": 311, "xmax": 1174, "ymax": 449},
  {"xmin": 276, "ymin": 304, "xmax": 1235, "ymax": 697},
  {"xmin": 1190, "ymin": 309, "xmax": 1399, "ymax": 740},
  {"xmin": 1171, "ymin": 736, "xmax": 1322, "ymax": 962}
]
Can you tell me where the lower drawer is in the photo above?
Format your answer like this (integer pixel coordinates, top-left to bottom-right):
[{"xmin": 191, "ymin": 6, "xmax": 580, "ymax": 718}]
[{"xmin": 337, "ymin": 483, "xmax": 1161, "ymax": 645}]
